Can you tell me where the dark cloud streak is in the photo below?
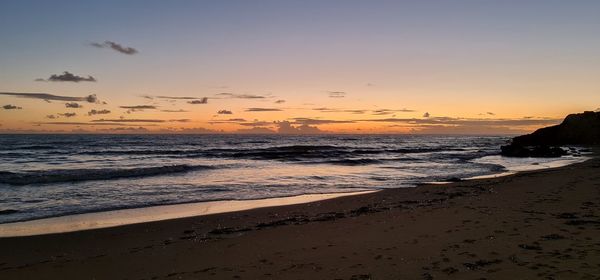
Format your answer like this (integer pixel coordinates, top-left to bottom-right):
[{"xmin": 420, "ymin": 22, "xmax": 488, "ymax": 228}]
[
  {"xmin": 90, "ymin": 41, "xmax": 138, "ymax": 55},
  {"xmin": 2, "ymin": 104, "xmax": 22, "ymax": 110},
  {"xmin": 0, "ymin": 92, "xmax": 98, "ymax": 103},
  {"xmin": 39, "ymin": 71, "xmax": 97, "ymax": 82},
  {"xmin": 245, "ymin": 108, "xmax": 282, "ymax": 112}
]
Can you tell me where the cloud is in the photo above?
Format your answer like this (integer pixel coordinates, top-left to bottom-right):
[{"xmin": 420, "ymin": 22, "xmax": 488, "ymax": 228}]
[
  {"xmin": 65, "ymin": 102, "xmax": 82, "ymax": 108},
  {"xmin": 237, "ymin": 121, "xmax": 273, "ymax": 127},
  {"xmin": 236, "ymin": 127, "xmax": 276, "ymax": 134},
  {"xmin": 245, "ymin": 108, "xmax": 282, "ymax": 112},
  {"xmin": 371, "ymin": 109, "xmax": 415, "ymax": 115},
  {"xmin": 0, "ymin": 92, "xmax": 99, "ymax": 103},
  {"xmin": 120, "ymin": 105, "xmax": 157, "ymax": 113},
  {"xmin": 187, "ymin": 98, "xmax": 208, "ymax": 104},
  {"xmin": 2, "ymin": 104, "xmax": 22, "ymax": 110},
  {"xmin": 328, "ymin": 91, "xmax": 346, "ymax": 98},
  {"xmin": 360, "ymin": 116, "xmax": 561, "ymax": 127},
  {"xmin": 275, "ymin": 99, "xmax": 286, "ymax": 104},
  {"xmin": 411, "ymin": 124, "xmax": 529, "ymax": 135},
  {"xmin": 290, "ymin": 118, "xmax": 355, "ymax": 125},
  {"xmin": 144, "ymin": 95, "xmax": 207, "ymax": 100},
  {"xmin": 87, "ymin": 109, "xmax": 111, "ymax": 116},
  {"xmin": 161, "ymin": 109, "xmax": 189, "ymax": 113},
  {"xmin": 92, "ymin": 118, "xmax": 165, "ymax": 123},
  {"xmin": 58, "ymin": 112, "xmax": 76, "ymax": 118},
  {"xmin": 487, "ymin": 112, "xmax": 496, "ymax": 116},
  {"xmin": 37, "ymin": 71, "xmax": 96, "ymax": 82},
  {"xmin": 423, "ymin": 112, "xmax": 430, "ymax": 118},
  {"xmin": 90, "ymin": 40, "xmax": 138, "ymax": 55},
  {"xmin": 46, "ymin": 115, "xmax": 56, "ymax": 119},
  {"xmin": 216, "ymin": 93, "xmax": 267, "ymax": 99},
  {"xmin": 217, "ymin": 110, "xmax": 233, "ymax": 114},
  {"xmin": 90, "ymin": 118, "xmax": 189, "ymax": 123},
  {"xmin": 99, "ymin": 127, "xmax": 148, "ymax": 133},
  {"xmin": 313, "ymin": 107, "xmax": 366, "ymax": 114},
  {"xmin": 179, "ymin": 127, "xmax": 221, "ymax": 134},
  {"xmin": 208, "ymin": 119, "xmax": 272, "ymax": 127},
  {"xmin": 36, "ymin": 121, "xmax": 157, "ymax": 126},
  {"xmin": 276, "ymin": 121, "xmax": 323, "ymax": 134}
]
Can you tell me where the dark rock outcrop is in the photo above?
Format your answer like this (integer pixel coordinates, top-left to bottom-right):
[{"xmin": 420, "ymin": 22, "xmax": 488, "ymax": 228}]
[
  {"xmin": 501, "ymin": 111, "xmax": 600, "ymax": 157},
  {"xmin": 501, "ymin": 145, "xmax": 566, "ymax": 158}
]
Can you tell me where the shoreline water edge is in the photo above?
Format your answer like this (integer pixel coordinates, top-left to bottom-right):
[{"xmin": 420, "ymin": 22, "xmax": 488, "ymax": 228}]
[{"xmin": 0, "ymin": 151, "xmax": 589, "ymax": 237}]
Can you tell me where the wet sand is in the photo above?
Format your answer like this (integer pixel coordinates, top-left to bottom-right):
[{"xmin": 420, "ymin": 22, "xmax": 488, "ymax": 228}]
[{"xmin": 1, "ymin": 155, "xmax": 600, "ymax": 279}]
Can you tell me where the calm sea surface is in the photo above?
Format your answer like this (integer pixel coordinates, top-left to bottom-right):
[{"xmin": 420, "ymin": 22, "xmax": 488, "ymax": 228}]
[{"xmin": 0, "ymin": 134, "xmax": 584, "ymax": 223}]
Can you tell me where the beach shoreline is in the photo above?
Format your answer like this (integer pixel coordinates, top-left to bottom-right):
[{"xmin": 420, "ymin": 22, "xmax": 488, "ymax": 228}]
[
  {"xmin": 0, "ymin": 153, "xmax": 588, "ymax": 237},
  {"xmin": 1, "ymin": 153, "xmax": 599, "ymax": 279}
]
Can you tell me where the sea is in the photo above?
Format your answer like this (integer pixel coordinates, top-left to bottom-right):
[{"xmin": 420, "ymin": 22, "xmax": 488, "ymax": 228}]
[{"xmin": 0, "ymin": 134, "xmax": 587, "ymax": 224}]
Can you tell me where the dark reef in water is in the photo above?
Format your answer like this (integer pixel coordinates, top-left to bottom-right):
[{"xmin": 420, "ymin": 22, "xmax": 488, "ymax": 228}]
[{"xmin": 502, "ymin": 111, "xmax": 600, "ymax": 157}]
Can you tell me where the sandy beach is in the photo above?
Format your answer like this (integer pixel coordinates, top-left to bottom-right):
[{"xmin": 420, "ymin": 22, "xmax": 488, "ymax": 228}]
[{"xmin": 1, "ymin": 155, "xmax": 600, "ymax": 279}]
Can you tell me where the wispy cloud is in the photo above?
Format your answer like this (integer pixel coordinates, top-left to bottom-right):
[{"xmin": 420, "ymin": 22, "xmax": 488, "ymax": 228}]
[
  {"xmin": 36, "ymin": 121, "xmax": 157, "ymax": 126},
  {"xmin": 120, "ymin": 105, "xmax": 157, "ymax": 112},
  {"xmin": 2, "ymin": 104, "xmax": 22, "ymax": 110},
  {"xmin": 216, "ymin": 93, "xmax": 267, "ymax": 99},
  {"xmin": 143, "ymin": 95, "xmax": 207, "ymax": 101},
  {"xmin": 36, "ymin": 71, "xmax": 96, "ymax": 82},
  {"xmin": 65, "ymin": 102, "xmax": 82, "ymax": 108},
  {"xmin": 0, "ymin": 92, "xmax": 99, "ymax": 103},
  {"xmin": 90, "ymin": 40, "xmax": 138, "ymax": 55},
  {"xmin": 360, "ymin": 117, "xmax": 561, "ymax": 126},
  {"xmin": 217, "ymin": 110, "xmax": 233, "ymax": 114},
  {"xmin": 87, "ymin": 109, "xmax": 111, "ymax": 116},
  {"xmin": 91, "ymin": 118, "xmax": 190, "ymax": 123},
  {"xmin": 371, "ymin": 108, "xmax": 415, "ymax": 115},
  {"xmin": 208, "ymin": 119, "xmax": 271, "ymax": 127},
  {"xmin": 39, "ymin": 122, "xmax": 129, "ymax": 126},
  {"xmin": 161, "ymin": 109, "xmax": 189, "ymax": 113},
  {"xmin": 187, "ymin": 98, "xmax": 208, "ymax": 104},
  {"xmin": 58, "ymin": 112, "xmax": 76, "ymax": 118},
  {"xmin": 245, "ymin": 108, "xmax": 282, "ymax": 112},
  {"xmin": 92, "ymin": 118, "xmax": 165, "ymax": 123},
  {"xmin": 313, "ymin": 107, "xmax": 366, "ymax": 114},
  {"xmin": 99, "ymin": 127, "xmax": 148, "ymax": 133},
  {"xmin": 169, "ymin": 119, "xmax": 191, "ymax": 123},
  {"xmin": 327, "ymin": 91, "xmax": 346, "ymax": 98},
  {"xmin": 290, "ymin": 118, "xmax": 355, "ymax": 125},
  {"xmin": 275, "ymin": 99, "xmax": 286, "ymax": 104}
]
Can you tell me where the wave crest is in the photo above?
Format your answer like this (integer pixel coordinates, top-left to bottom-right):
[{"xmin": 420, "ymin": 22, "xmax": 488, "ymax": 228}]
[{"xmin": 0, "ymin": 165, "xmax": 214, "ymax": 186}]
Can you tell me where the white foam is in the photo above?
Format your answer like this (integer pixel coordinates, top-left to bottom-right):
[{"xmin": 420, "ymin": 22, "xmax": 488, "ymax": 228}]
[{"xmin": 0, "ymin": 191, "xmax": 375, "ymax": 237}]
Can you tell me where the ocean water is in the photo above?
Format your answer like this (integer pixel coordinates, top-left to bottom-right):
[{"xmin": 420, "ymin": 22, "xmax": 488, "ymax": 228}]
[{"xmin": 0, "ymin": 134, "xmax": 584, "ymax": 224}]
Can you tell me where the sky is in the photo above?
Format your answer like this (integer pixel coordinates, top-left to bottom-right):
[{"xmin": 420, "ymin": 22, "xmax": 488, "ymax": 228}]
[{"xmin": 1, "ymin": 0, "xmax": 599, "ymax": 134}]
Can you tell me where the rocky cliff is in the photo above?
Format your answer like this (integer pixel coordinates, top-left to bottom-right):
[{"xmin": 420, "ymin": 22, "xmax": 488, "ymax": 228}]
[{"xmin": 501, "ymin": 111, "xmax": 600, "ymax": 157}]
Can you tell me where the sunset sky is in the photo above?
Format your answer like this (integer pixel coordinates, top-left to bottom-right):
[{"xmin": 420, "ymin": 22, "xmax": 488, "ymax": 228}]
[{"xmin": 1, "ymin": 0, "xmax": 599, "ymax": 134}]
